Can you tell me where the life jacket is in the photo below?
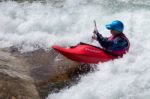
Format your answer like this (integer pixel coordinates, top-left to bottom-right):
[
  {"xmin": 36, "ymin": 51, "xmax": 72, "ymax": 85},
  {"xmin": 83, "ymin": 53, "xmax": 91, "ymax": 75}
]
[{"xmin": 106, "ymin": 33, "xmax": 130, "ymax": 57}]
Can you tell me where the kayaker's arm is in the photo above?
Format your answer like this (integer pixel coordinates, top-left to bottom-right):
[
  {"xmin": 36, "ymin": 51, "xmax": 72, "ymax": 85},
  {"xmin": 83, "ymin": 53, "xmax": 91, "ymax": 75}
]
[
  {"xmin": 95, "ymin": 32, "xmax": 112, "ymax": 49},
  {"xmin": 95, "ymin": 33, "xmax": 129, "ymax": 51}
]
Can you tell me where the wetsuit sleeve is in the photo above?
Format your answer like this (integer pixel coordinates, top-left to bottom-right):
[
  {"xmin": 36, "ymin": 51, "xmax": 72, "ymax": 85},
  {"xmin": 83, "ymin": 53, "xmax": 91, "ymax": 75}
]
[
  {"xmin": 95, "ymin": 33, "xmax": 128, "ymax": 51},
  {"xmin": 95, "ymin": 33, "xmax": 113, "ymax": 49}
]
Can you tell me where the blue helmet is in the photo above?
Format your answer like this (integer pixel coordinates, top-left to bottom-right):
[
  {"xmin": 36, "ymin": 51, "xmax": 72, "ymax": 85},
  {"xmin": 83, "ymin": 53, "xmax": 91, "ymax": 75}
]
[{"xmin": 105, "ymin": 20, "xmax": 124, "ymax": 32}]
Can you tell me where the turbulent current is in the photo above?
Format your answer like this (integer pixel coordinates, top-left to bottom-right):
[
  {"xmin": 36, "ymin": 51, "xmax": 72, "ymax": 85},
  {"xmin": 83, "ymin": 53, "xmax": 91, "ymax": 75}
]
[{"xmin": 0, "ymin": 0, "xmax": 150, "ymax": 99}]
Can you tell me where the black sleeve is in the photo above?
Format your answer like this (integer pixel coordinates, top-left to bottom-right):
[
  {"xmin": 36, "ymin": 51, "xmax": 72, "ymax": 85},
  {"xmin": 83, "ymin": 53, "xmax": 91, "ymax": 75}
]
[{"xmin": 95, "ymin": 33, "xmax": 113, "ymax": 49}]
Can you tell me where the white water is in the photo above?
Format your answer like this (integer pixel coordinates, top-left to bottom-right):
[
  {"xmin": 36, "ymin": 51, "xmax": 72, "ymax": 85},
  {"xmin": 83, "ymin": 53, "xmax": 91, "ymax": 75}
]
[{"xmin": 0, "ymin": 0, "xmax": 150, "ymax": 99}]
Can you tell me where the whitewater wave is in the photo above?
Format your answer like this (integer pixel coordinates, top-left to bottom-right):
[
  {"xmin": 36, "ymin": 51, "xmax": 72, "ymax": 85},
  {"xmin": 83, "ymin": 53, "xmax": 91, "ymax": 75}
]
[{"xmin": 1, "ymin": 0, "xmax": 149, "ymax": 52}]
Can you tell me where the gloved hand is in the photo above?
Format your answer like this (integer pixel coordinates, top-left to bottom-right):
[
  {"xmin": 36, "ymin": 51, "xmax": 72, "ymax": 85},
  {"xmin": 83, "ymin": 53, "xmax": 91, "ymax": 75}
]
[
  {"xmin": 92, "ymin": 29, "xmax": 100, "ymax": 40},
  {"xmin": 93, "ymin": 29, "xmax": 99, "ymax": 34},
  {"xmin": 92, "ymin": 30, "xmax": 98, "ymax": 40},
  {"xmin": 92, "ymin": 35, "xmax": 97, "ymax": 40},
  {"xmin": 92, "ymin": 30, "xmax": 103, "ymax": 40}
]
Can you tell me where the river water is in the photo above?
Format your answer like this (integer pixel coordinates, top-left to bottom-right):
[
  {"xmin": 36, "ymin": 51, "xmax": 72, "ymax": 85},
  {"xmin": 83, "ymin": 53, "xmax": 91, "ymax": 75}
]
[{"xmin": 0, "ymin": 0, "xmax": 150, "ymax": 99}]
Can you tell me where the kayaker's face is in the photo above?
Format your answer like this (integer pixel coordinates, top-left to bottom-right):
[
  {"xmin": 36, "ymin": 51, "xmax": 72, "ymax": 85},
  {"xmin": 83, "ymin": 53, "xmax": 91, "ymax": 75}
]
[
  {"xmin": 110, "ymin": 30, "xmax": 121, "ymax": 36},
  {"xmin": 110, "ymin": 30, "xmax": 117, "ymax": 36}
]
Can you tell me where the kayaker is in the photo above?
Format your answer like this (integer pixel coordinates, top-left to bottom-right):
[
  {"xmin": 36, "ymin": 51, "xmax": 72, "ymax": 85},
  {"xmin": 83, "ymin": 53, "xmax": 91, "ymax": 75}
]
[{"xmin": 92, "ymin": 20, "xmax": 130, "ymax": 57}]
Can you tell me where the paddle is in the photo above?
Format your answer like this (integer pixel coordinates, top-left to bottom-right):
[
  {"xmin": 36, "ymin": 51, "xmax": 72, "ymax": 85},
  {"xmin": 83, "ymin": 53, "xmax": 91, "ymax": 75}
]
[
  {"xmin": 94, "ymin": 20, "xmax": 98, "ymax": 32},
  {"xmin": 91, "ymin": 20, "xmax": 98, "ymax": 42}
]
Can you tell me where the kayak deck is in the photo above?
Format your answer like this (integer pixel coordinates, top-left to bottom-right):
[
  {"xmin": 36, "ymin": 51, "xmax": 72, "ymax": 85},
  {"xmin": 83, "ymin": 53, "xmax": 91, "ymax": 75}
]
[{"xmin": 52, "ymin": 43, "xmax": 116, "ymax": 64}]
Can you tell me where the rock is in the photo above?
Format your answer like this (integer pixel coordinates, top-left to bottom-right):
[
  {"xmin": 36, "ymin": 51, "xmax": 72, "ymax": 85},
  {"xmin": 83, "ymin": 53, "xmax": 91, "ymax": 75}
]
[
  {"xmin": 0, "ymin": 72, "xmax": 39, "ymax": 99},
  {"xmin": 21, "ymin": 49, "xmax": 81, "ymax": 98},
  {"xmin": 0, "ymin": 49, "xmax": 40, "ymax": 99},
  {"xmin": 0, "ymin": 47, "xmax": 92, "ymax": 99}
]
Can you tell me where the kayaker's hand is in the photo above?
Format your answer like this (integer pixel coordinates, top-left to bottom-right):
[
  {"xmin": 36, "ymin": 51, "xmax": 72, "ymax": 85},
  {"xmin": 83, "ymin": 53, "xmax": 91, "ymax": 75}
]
[
  {"xmin": 93, "ymin": 30, "xmax": 99, "ymax": 34},
  {"xmin": 93, "ymin": 30, "xmax": 102, "ymax": 36},
  {"xmin": 92, "ymin": 35, "xmax": 97, "ymax": 40}
]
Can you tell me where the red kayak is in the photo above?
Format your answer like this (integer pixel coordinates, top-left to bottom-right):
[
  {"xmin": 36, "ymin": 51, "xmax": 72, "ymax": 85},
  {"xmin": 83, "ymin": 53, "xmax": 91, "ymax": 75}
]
[{"xmin": 52, "ymin": 43, "xmax": 117, "ymax": 64}]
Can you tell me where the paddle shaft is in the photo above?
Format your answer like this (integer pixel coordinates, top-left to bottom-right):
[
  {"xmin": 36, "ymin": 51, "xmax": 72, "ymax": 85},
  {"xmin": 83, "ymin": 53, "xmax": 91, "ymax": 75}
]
[
  {"xmin": 91, "ymin": 20, "xmax": 98, "ymax": 42},
  {"xmin": 94, "ymin": 20, "xmax": 98, "ymax": 32}
]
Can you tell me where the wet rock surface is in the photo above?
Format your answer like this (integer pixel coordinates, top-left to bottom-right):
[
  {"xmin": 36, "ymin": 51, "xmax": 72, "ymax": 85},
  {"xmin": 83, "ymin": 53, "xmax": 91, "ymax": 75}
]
[
  {"xmin": 0, "ymin": 49, "xmax": 40, "ymax": 99},
  {"xmin": 0, "ymin": 47, "xmax": 92, "ymax": 99}
]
